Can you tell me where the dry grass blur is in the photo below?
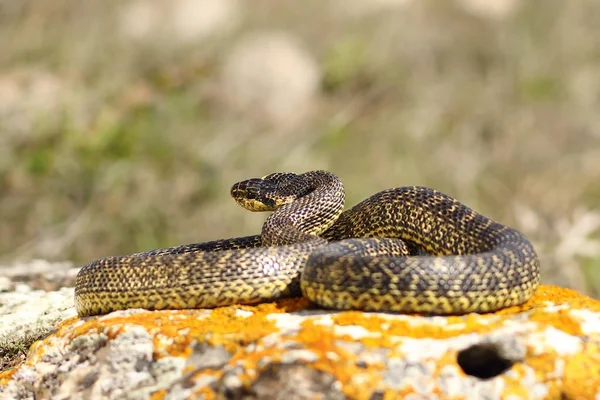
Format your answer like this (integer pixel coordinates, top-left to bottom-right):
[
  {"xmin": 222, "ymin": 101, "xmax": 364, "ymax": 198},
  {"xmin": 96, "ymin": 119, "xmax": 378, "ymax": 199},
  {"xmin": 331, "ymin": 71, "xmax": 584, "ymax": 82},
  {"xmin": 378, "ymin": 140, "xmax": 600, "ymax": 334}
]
[{"xmin": 1, "ymin": 0, "xmax": 599, "ymax": 296}]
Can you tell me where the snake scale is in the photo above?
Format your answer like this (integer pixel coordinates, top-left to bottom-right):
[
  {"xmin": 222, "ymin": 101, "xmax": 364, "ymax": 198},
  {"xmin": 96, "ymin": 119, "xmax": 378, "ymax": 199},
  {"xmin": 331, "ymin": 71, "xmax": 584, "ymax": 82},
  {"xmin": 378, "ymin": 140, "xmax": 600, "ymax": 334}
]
[{"xmin": 75, "ymin": 170, "xmax": 540, "ymax": 317}]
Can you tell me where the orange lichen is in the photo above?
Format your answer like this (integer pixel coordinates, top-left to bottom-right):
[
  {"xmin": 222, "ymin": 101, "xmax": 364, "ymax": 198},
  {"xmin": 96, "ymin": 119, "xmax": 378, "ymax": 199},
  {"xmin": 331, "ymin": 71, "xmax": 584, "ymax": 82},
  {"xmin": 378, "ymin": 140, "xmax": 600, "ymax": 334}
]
[
  {"xmin": 332, "ymin": 311, "xmax": 517, "ymax": 345},
  {"xmin": 528, "ymin": 308, "xmax": 583, "ymax": 336},
  {"xmin": 519, "ymin": 349, "xmax": 563, "ymax": 399},
  {"xmin": 330, "ymin": 285, "xmax": 600, "ymax": 343},
  {"xmin": 297, "ymin": 319, "xmax": 359, "ymax": 378},
  {"xmin": 383, "ymin": 390, "xmax": 403, "ymax": 400},
  {"xmin": 193, "ymin": 386, "xmax": 218, "ymax": 400},
  {"xmin": 294, "ymin": 319, "xmax": 387, "ymax": 400},
  {"xmin": 0, "ymin": 369, "xmax": 16, "ymax": 384},
  {"xmin": 272, "ymin": 297, "xmax": 311, "ymax": 312},
  {"xmin": 501, "ymin": 369, "xmax": 534, "ymax": 400},
  {"xmin": 8, "ymin": 298, "xmax": 308, "ymax": 375},
  {"xmin": 498, "ymin": 285, "xmax": 600, "ymax": 314},
  {"xmin": 150, "ymin": 389, "xmax": 167, "ymax": 400},
  {"xmin": 524, "ymin": 350, "xmax": 560, "ymax": 379},
  {"xmin": 229, "ymin": 317, "xmax": 386, "ymax": 400},
  {"xmin": 562, "ymin": 342, "xmax": 600, "ymax": 399}
]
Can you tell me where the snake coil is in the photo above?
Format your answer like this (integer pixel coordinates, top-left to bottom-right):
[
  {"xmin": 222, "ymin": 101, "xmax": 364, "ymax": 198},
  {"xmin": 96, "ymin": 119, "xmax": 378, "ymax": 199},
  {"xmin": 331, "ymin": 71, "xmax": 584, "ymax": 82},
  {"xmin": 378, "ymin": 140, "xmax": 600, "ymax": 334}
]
[{"xmin": 75, "ymin": 170, "xmax": 540, "ymax": 316}]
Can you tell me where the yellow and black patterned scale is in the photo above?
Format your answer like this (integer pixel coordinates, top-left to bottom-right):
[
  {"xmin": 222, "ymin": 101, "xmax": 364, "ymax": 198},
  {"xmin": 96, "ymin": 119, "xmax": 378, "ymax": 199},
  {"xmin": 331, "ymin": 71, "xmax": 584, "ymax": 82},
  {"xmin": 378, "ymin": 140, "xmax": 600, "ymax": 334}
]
[{"xmin": 75, "ymin": 170, "xmax": 540, "ymax": 316}]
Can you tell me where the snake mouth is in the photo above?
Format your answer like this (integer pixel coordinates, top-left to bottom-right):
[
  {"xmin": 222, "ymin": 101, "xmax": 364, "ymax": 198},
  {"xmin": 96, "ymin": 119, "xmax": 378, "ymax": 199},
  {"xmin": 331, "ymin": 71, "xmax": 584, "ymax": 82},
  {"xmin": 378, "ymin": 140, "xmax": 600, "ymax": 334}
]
[{"xmin": 236, "ymin": 198, "xmax": 277, "ymax": 212}]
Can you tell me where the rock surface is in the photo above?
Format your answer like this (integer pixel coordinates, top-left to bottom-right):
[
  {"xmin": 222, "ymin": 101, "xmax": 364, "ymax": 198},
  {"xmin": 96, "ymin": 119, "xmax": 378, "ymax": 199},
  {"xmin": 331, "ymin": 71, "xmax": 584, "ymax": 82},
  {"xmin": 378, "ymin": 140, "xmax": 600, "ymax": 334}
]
[{"xmin": 1, "ymin": 279, "xmax": 600, "ymax": 399}]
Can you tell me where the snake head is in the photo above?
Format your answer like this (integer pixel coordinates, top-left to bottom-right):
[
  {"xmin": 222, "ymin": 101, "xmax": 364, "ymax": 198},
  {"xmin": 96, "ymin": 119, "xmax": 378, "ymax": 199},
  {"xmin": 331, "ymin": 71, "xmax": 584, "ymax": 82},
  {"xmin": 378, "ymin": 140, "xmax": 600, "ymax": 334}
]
[{"xmin": 231, "ymin": 173, "xmax": 300, "ymax": 212}]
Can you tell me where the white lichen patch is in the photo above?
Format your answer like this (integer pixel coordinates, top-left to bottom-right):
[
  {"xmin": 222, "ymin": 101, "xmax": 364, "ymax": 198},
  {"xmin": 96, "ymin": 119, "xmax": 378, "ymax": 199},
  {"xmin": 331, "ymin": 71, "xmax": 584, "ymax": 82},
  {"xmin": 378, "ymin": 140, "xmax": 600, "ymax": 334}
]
[
  {"xmin": 280, "ymin": 349, "xmax": 319, "ymax": 364},
  {"xmin": 531, "ymin": 327, "xmax": 582, "ymax": 356},
  {"xmin": 333, "ymin": 324, "xmax": 379, "ymax": 340},
  {"xmin": 235, "ymin": 309, "xmax": 254, "ymax": 318},
  {"xmin": 99, "ymin": 308, "xmax": 148, "ymax": 319},
  {"xmin": 407, "ymin": 314, "xmax": 469, "ymax": 327},
  {"xmin": 309, "ymin": 314, "xmax": 335, "ymax": 327},
  {"xmin": 268, "ymin": 312, "xmax": 305, "ymax": 331},
  {"xmin": 0, "ymin": 285, "xmax": 76, "ymax": 350},
  {"xmin": 398, "ymin": 338, "xmax": 456, "ymax": 360},
  {"xmin": 540, "ymin": 302, "xmax": 572, "ymax": 312},
  {"xmin": 260, "ymin": 332, "xmax": 287, "ymax": 348},
  {"xmin": 569, "ymin": 309, "xmax": 600, "ymax": 334},
  {"xmin": 509, "ymin": 364, "xmax": 550, "ymax": 399}
]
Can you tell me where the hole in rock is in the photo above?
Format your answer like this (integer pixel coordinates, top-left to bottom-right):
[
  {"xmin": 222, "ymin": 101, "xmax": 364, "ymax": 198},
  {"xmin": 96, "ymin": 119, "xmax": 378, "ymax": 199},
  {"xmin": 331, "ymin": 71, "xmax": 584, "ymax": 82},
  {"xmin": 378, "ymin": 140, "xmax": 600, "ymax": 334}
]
[{"xmin": 456, "ymin": 343, "xmax": 515, "ymax": 379}]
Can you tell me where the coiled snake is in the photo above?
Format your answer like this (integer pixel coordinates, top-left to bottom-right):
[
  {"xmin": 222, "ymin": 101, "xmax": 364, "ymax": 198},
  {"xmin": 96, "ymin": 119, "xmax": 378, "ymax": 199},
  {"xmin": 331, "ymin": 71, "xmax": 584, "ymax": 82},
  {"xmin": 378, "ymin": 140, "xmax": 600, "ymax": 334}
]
[{"xmin": 75, "ymin": 170, "xmax": 540, "ymax": 317}]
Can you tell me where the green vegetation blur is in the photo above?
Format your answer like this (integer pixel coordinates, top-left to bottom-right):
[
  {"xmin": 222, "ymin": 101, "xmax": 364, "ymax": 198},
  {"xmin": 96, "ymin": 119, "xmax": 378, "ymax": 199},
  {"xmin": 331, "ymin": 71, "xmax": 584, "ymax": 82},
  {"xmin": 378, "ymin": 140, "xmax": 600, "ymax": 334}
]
[{"xmin": 1, "ymin": 0, "xmax": 599, "ymax": 296}]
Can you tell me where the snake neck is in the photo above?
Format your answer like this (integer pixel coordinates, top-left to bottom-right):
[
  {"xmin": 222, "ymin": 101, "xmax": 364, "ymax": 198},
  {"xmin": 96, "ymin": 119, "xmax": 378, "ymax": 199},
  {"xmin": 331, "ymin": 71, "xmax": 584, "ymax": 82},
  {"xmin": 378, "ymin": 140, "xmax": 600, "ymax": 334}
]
[{"xmin": 261, "ymin": 170, "xmax": 345, "ymax": 247}]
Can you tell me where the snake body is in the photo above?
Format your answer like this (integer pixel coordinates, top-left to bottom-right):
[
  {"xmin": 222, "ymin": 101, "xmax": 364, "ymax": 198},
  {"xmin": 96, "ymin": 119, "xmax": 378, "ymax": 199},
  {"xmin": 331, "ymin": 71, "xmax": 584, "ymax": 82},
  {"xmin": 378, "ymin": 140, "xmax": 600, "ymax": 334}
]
[{"xmin": 75, "ymin": 170, "xmax": 540, "ymax": 317}]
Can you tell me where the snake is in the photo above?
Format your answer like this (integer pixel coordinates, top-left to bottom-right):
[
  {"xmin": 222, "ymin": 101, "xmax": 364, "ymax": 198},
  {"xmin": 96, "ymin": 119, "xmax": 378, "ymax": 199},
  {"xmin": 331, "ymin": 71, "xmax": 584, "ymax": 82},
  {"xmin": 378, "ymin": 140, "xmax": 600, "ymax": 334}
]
[{"xmin": 74, "ymin": 170, "xmax": 541, "ymax": 317}]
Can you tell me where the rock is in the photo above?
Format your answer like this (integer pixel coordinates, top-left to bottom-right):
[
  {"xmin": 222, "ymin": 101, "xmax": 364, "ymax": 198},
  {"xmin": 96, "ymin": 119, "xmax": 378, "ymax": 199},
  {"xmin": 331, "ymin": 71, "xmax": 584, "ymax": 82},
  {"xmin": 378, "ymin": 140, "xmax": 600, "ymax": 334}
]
[
  {"xmin": 0, "ymin": 259, "xmax": 78, "ymax": 291},
  {"xmin": 1, "ymin": 285, "xmax": 600, "ymax": 399},
  {"xmin": 0, "ymin": 284, "xmax": 77, "ymax": 373},
  {"xmin": 0, "ymin": 261, "xmax": 79, "ymax": 372},
  {"xmin": 0, "ymin": 277, "xmax": 14, "ymax": 292},
  {"xmin": 0, "ymin": 284, "xmax": 75, "ymax": 339},
  {"xmin": 0, "ymin": 261, "xmax": 79, "ymax": 341}
]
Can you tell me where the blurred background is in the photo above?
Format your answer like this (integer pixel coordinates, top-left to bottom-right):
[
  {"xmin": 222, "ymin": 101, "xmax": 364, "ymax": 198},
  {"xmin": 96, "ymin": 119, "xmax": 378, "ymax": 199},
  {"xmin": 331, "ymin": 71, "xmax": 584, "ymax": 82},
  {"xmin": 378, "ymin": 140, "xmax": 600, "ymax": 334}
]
[{"xmin": 0, "ymin": 0, "xmax": 599, "ymax": 296}]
